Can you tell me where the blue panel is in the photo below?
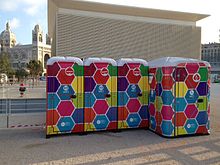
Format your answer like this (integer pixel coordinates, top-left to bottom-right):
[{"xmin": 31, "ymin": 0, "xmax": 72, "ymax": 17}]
[
  {"xmin": 106, "ymin": 107, "xmax": 117, "ymax": 121},
  {"xmin": 84, "ymin": 92, "xmax": 96, "ymax": 108},
  {"xmin": 196, "ymin": 111, "xmax": 208, "ymax": 125},
  {"xmin": 161, "ymin": 120, "xmax": 174, "ymax": 136},
  {"xmin": 93, "ymin": 115, "xmax": 109, "ymax": 130},
  {"xmin": 48, "ymin": 93, "xmax": 60, "ymax": 109},
  {"xmin": 127, "ymin": 113, "xmax": 141, "ymax": 127},
  {"xmin": 57, "ymin": 117, "xmax": 75, "ymax": 132},
  {"xmin": 72, "ymin": 109, "xmax": 84, "ymax": 124}
]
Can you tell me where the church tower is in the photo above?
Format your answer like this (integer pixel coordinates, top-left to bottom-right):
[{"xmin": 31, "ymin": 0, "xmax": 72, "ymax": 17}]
[
  {"xmin": 0, "ymin": 22, "xmax": 16, "ymax": 52},
  {"xmin": 32, "ymin": 24, "xmax": 43, "ymax": 46}
]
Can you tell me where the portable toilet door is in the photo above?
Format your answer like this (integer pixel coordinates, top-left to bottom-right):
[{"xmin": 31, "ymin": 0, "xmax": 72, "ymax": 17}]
[
  {"xmin": 117, "ymin": 58, "xmax": 149, "ymax": 129},
  {"xmin": 84, "ymin": 58, "xmax": 117, "ymax": 132},
  {"xmin": 174, "ymin": 60, "xmax": 211, "ymax": 136},
  {"xmin": 46, "ymin": 57, "xmax": 84, "ymax": 137},
  {"xmin": 149, "ymin": 57, "xmax": 211, "ymax": 137}
]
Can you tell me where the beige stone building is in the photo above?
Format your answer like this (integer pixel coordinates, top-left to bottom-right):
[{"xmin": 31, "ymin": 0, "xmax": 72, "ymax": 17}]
[
  {"xmin": 48, "ymin": 0, "xmax": 208, "ymax": 60},
  {"xmin": 0, "ymin": 23, "xmax": 51, "ymax": 70}
]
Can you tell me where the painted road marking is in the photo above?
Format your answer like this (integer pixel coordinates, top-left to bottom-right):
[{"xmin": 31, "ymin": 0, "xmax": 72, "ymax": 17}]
[
  {"xmin": 191, "ymin": 151, "xmax": 220, "ymax": 161},
  {"xmin": 104, "ymin": 153, "xmax": 170, "ymax": 165},
  {"xmin": 149, "ymin": 160, "xmax": 182, "ymax": 165},
  {"xmin": 179, "ymin": 146, "xmax": 209, "ymax": 154},
  {"xmin": 31, "ymin": 136, "xmax": 220, "ymax": 165}
]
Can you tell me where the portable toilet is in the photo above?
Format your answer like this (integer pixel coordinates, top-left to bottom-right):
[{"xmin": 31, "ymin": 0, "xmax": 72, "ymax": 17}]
[
  {"xmin": 148, "ymin": 57, "xmax": 211, "ymax": 137},
  {"xmin": 84, "ymin": 58, "xmax": 117, "ymax": 132},
  {"xmin": 46, "ymin": 57, "xmax": 84, "ymax": 137},
  {"xmin": 117, "ymin": 58, "xmax": 149, "ymax": 129}
]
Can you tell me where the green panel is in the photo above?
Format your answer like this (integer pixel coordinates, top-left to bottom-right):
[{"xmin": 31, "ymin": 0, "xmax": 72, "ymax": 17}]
[
  {"xmin": 156, "ymin": 68, "xmax": 162, "ymax": 82},
  {"xmin": 73, "ymin": 93, "xmax": 84, "ymax": 108},
  {"xmin": 73, "ymin": 64, "xmax": 84, "ymax": 76},
  {"xmin": 198, "ymin": 67, "xmax": 208, "ymax": 82},
  {"xmin": 107, "ymin": 92, "xmax": 117, "ymax": 106},
  {"xmin": 139, "ymin": 91, "xmax": 149, "ymax": 105},
  {"xmin": 108, "ymin": 65, "xmax": 117, "ymax": 76},
  {"xmin": 140, "ymin": 65, "xmax": 148, "ymax": 76},
  {"xmin": 197, "ymin": 96, "xmax": 207, "ymax": 111},
  {"xmin": 156, "ymin": 96, "xmax": 163, "ymax": 112}
]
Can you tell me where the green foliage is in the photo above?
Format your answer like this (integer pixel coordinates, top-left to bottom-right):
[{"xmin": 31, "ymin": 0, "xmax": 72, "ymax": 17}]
[
  {"xmin": 26, "ymin": 60, "xmax": 43, "ymax": 77},
  {"xmin": 0, "ymin": 52, "xmax": 14, "ymax": 76},
  {"xmin": 15, "ymin": 69, "xmax": 29, "ymax": 81}
]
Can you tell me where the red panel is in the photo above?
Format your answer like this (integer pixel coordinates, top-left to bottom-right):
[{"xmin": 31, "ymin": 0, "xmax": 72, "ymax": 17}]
[
  {"xmin": 161, "ymin": 75, "xmax": 174, "ymax": 90},
  {"xmin": 94, "ymin": 70, "xmax": 109, "ymax": 84},
  {"xmin": 57, "ymin": 69, "xmax": 75, "ymax": 84},
  {"xmin": 47, "ymin": 62, "xmax": 60, "ymax": 76},
  {"xmin": 176, "ymin": 112, "xmax": 187, "ymax": 126},
  {"xmin": 139, "ymin": 120, "xmax": 148, "ymax": 128},
  {"xmin": 196, "ymin": 125, "xmax": 208, "ymax": 134},
  {"xmin": 84, "ymin": 108, "xmax": 96, "ymax": 123},
  {"xmin": 162, "ymin": 67, "xmax": 174, "ymax": 75},
  {"xmin": 46, "ymin": 110, "xmax": 60, "ymax": 125},
  {"xmin": 127, "ymin": 70, "xmax": 141, "ymax": 84},
  {"xmin": 72, "ymin": 124, "xmax": 84, "ymax": 133},
  {"xmin": 155, "ymin": 112, "xmax": 162, "ymax": 126},
  {"xmin": 186, "ymin": 63, "xmax": 199, "ymax": 74},
  {"xmin": 118, "ymin": 64, "xmax": 129, "ymax": 76},
  {"xmin": 127, "ymin": 63, "xmax": 141, "ymax": 69},
  {"xmin": 58, "ymin": 62, "xmax": 74, "ymax": 68},
  {"xmin": 107, "ymin": 122, "xmax": 117, "ymax": 129},
  {"xmin": 127, "ymin": 99, "xmax": 141, "ymax": 113},
  {"xmin": 84, "ymin": 63, "xmax": 96, "ymax": 76},
  {"xmin": 94, "ymin": 63, "xmax": 108, "ymax": 69},
  {"xmin": 94, "ymin": 100, "xmax": 109, "ymax": 114},
  {"xmin": 185, "ymin": 75, "xmax": 199, "ymax": 89},
  {"xmin": 118, "ymin": 107, "xmax": 129, "ymax": 120}
]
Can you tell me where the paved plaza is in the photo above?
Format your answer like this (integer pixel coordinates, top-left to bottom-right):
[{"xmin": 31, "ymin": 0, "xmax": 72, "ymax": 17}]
[{"xmin": 0, "ymin": 84, "xmax": 220, "ymax": 165}]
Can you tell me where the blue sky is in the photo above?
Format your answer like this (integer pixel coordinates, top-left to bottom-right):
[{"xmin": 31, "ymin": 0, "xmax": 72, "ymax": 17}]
[{"xmin": 0, "ymin": 0, "xmax": 220, "ymax": 44}]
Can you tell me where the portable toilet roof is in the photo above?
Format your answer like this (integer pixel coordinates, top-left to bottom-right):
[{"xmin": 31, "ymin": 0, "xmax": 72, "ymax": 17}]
[
  {"xmin": 47, "ymin": 56, "xmax": 83, "ymax": 65},
  {"xmin": 117, "ymin": 58, "xmax": 148, "ymax": 66},
  {"xmin": 83, "ymin": 57, "xmax": 117, "ymax": 66},
  {"xmin": 149, "ymin": 57, "xmax": 210, "ymax": 67}
]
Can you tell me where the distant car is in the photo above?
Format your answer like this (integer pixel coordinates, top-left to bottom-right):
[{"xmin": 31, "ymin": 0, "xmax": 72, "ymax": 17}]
[
  {"xmin": 0, "ymin": 73, "xmax": 8, "ymax": 84},
  {"xmin": 39, "ymin": 76, "xmax": 46, "ymax": 81}
]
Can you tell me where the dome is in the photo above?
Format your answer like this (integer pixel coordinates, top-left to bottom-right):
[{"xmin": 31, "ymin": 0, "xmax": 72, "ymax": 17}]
[
  {"xmin": 34, "ymin": 24, "xmax": 42, "ymax": 32},
  {"xmin": 0, "ymin": 22, "xmax": 16, "ymax": 48}
]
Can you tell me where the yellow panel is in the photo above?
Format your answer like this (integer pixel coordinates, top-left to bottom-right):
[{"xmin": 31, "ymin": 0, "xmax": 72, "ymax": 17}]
[
  {"xmin": 77, "ymin": 76, "xmax": 84, "ymax": 93},
  {"xmin": 176, "ymin": 127, "xmax": 187, "ymax": 135},
  {"xmin": 174, "ymin": 82, "xmax": 188, "ymax": 97},
  {"xmin": 118, "ymin": 121, "xmax": 128, "ymax": 129},
  {"xmin": 138, "ymin": 77, "xmax": 144, "ymax": 91},
  {"xmin": 71, "ymin": 77, "xmax": 77, "ymax": 92},
  {"xmin": 111, "ymin": 76, "xmax": 117, "ymax": 93},
  {"xmin": 84, "ymin": 123, "xmax": 96, "ymax": 132},
  {"xmin": 47, "ymin": 125, "xmax": 59, "ymax": 135},
  {"xmin": 106, "ymin": 77, "xmax": 112, "ymax": 91}
]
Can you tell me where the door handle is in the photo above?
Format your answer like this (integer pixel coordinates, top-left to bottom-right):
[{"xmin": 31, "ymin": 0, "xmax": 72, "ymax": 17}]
[
  {"xmin": 70, "ymin": 95, "xmax": 77, "ymax": 99},
  {"xmin": 137, "ymin": 92, "xmax": 143, "ymax": 97},
  {"xmin": 197, "ymin": 99, "xmax": 203, "ymax": 103},
  {"xmin": 105, "ymin": 93, "xmax": 111, "ymax": 98}
]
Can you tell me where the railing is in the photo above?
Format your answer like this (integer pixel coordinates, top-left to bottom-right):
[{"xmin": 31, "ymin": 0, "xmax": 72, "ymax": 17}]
[{"xmin": 0, "ymin": 98, "xmax": 46, "ymax": 128}]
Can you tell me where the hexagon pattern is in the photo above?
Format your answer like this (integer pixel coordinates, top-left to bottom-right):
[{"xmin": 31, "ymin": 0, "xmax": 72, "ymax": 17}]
[
  {"xmin": 84, "ymin": 61, "xmax": 117, "ymax": 131},
  {"xmin": 118, "ymin": 62, "xmax": 149, "ymax": 129},
  {"xmin": 46, "ymin": 60, "xmax": 84, "ymax": 135},
  {"xmin": 149, "ymin": 62, "xmax": 210, "ymax": 137}
]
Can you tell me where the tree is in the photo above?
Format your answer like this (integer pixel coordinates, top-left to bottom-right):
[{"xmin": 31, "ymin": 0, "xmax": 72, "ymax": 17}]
[
  {"xmin": 26, "ymin": 60, "xmax": 43, "ymax": 84},
  {"xmin": 15, "ymin": 69, "xmax": 29, "ymax": 82},
  {"xmin": 0, "ymin": 52, "xmax": 14, "ymax": 77}
]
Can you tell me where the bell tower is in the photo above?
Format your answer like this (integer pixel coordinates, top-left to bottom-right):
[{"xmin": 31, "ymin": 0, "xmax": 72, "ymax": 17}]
[{"xmin": 32, "ymin": 24, "xmax": 43, "ymax": 45}]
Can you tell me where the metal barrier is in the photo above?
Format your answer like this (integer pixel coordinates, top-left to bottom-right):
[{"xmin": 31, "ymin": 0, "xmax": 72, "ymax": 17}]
[{"xmin": 0, "ymin": 98, "xmax": 46, "ymax": 128}]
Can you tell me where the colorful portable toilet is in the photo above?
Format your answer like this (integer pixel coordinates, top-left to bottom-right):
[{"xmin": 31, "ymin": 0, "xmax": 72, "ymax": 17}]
[
  {"xmin": 117, "ymin": 58, "xmax": 149, "ymax": 129},
  {"xmin": 46, "ymin": 57, "xmax": 84, "ymax": 137},
  {"xmin": 84, "ymin": 58, "xmax": 117, "ymax": 131},
  {"xmin": 149, "ymin": 57, "xmax": 211, "ymax": 137}
]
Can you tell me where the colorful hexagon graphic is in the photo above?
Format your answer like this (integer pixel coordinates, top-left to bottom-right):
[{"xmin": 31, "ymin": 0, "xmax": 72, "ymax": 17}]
[
  {"xmin": 175, "ymin": 98, "xmax": 187, "ymax": 112},
  {"xmin": 57, "ymin": 69, "xmax": 75, "ymax": 84},
  {"xmin": 84, "ymin": 63, "xmax": 96, "ymax": 76},
  {"xmin": 139, "ymin": 106, "xmax": 149, "ymax": 120},
  {"xmin": 173, "ymin": 68, "xmax": 187, "ymax": 82},
  {"xmin": 150, "ymin": 116, "xmax": 156, "ymax": 130},
  {"xmin": 176, "ymin": 112, "xmax": 187, "ymax": 126},
  {"xmin": 198, "ymin": 67, "xmax": 208, "ymax": 82},
  {"xmin": 186, "ymin": 63, "xmax": 199, "ymax": 74},
  {"xmin": 161, "ymin": 120, "xmax": 174, "ymax": 136},
  {"xmin": 175, "ymin": 82, "xmax": 188, "ymax": 97},
  {"xmin": 162, "ymin": 66, "xmax": 174, "ymax": 75},
  {"xmin": 197, "ymin": 82, "xmax": 208, "ymax": 96},
  {"xmin": 118, "ymin": 107, "xmax": 129, "ymax": 120},
  {"xmin": 47, "ymin": 62, "xmax": 60, "ymax": 76},
  {"xmin": 156, "ymin": 68, "xmax": 162, "ymax": 82},
  {"xmin": 57, "ymin": 85, "xmax": 75, "ymax": 100},
  {"xmin": 84, "ymin": 93, "xmax": 96, "ymax": 108},
  {"xmin": 127, "ymin": 114, "xmax": 141, "ymax": 127},
  {"xmin": 185, "ymin": 75, "xmax": 200, "ymax": 90},
  {"xmin": 161, "ymin": 91, "xmax": 174, "ymax": 105},
  {"xmin": 84, "ymin": 108, "xmax": 96, "ymax": 123},
  {"xmin": 161, "ymin": 106, "xmax": 174, "ymax": 120},
  {"xmin": 155, "ymin": 96, "xmax": 163, "ymax": 112},
  {"xmin": 94, "ymin": 69, "xmax": 110, "ymax": 84},
  {"xmin": 118, "ymin": 92, "xmax": 129, "ymax": 106},
  {"xmin": 93, "ymin": 115, "xmax": 109, "ymax": 130},
  {"xmin": 47, "ymin": 93, "xmax": 60, "ymax": 110},
  {"xmin": 149, "ymin": 103, "xmax": 156, "ymax": 116},
  {"xmin": 72, "ymin": 109, "xmax": 84, "ymax": 124},
  {"xmin": 46, "ymin": 110, "xmax": 60, "ymax": 125},
  {"xmin": 118, "ymin": 77, "xmax": 129, "ymax": 91},
  {"xmin": 106, "ymin": 107, "xmax": 117, "ymax": 121},
  {"xmin": 118, "ymin": 64, "xmax": 129, "ymax": 76},
  {"xmin": 185, "ymin": 104, "xmax": 198, "ymax": 119},
  {"xmin": 57, "ymin": 117, "xmax": 75, "ymax": 132},
  {"xmin": 156, "ymin": 83, "xmax": 162, "ymax": 96},
  {"xmin": 47, "ymin": 77, "xmax": 60, "ymax": 93},
  {"xmin": 127, "ymin": 84, "xmax": 141, "ymax": 98},
  {"xmin": 127, "ymin": 69, "xmax": 141, "ymax": 84},
  {"xmin": 150, "ymin": 76, "xmax": 156, "ymax": 90},
  {"xmin": 185, "ymin": 89, "xmax": 199, "ymax": 104},
  {"xmin": 161, "ymin": 75, "xmax": 174, "ymax": 90},
  {"xmin": 196, "ymin": 111, "xmax": 208, "ymax": 125},
  {"xmin": 197, "ymin": 96, "xmax": 208, "ymax": 111},
  {"xmin": 93, "ymin": 100, "xmax": 109, "ymax": 114},
  {"xmin": 150, "ymin": 90, "xmax": 156, "ymax": 103},
  {"xmin": 184, "ymin": 119, "xmax": 198, "ymax": 134},
  {"xmin": 127, "ymin": 99, "xmax": 141, "ymax": 113},
  {"xmin": 84, "ymin": 77, "xmax": 96, "ymax": 92},
  {"xmin": 94, "ymin": 85, "xmax": 109, "ymax": 99},
  {"xmin": 57, "ymin": 101, "xmax": 75, "ymax": 116}
]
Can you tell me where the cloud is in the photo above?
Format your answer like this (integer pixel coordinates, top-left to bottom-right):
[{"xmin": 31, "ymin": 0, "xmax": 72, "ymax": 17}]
[
  {"xmin": 22, "ymin": 0, "xmax": 47, "ymax": 16},
  {"xmin": 0, "ymin": 0, "xmax": 18, "ymax": 11},
  {"xmin": 10, "ymin": 18, "xmax": 21, "ymax": 29}
]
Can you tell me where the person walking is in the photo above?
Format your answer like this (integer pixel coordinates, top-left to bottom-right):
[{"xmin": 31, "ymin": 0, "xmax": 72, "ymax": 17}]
[{"xmin": 19, "ymin": 81, "xmax": 26, "ymax": 97}]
